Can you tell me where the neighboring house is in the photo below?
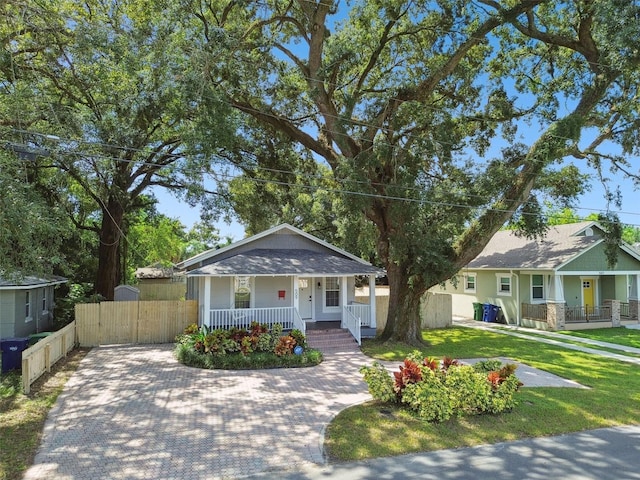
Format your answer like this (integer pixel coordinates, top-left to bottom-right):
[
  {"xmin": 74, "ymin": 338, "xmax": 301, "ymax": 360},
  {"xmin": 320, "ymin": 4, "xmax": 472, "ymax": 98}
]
[
  {"xmin": 433, "ymin": 222, "xmax": 640, "ymax": 330},
  {"xmin": 0, "ymin": 275, "xmax": 67, "ymax": 339},
  {"xmin": 177, "ymin": 224, "xmax": 384, "ymax": 343},
  {"xmin": 134, "ymin": 263, "xmax": 182, "ymax": 284}
]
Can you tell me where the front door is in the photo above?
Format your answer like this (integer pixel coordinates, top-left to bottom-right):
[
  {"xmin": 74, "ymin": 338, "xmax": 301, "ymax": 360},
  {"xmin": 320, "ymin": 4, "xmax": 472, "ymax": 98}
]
[
  {"xmin": 298, "ymin": 278, "xmax": 313, "ymax": 320},
  {"xmin": 582, "ymin": 278, "xmax": 595, "ymax": 309}
]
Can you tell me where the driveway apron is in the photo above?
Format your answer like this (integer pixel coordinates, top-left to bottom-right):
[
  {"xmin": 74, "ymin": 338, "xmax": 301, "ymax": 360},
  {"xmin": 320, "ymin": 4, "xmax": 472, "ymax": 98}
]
[{"xmin": 23, "ymin": 344, "xmax": 371, "ymax": 480}]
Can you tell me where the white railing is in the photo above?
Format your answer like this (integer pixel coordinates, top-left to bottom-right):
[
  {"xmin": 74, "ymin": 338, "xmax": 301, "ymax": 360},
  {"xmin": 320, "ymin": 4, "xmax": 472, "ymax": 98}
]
[
  {"xmin": 343, "ymin": 306, "xmax": 361, "ymax": 345},
  {"xmin": 345, "ymin": 302, "xmax": 371, "ymax": 326},
  {"xmin": 207, "ymin": 307, "xmax": 305, "ymax": 333}
]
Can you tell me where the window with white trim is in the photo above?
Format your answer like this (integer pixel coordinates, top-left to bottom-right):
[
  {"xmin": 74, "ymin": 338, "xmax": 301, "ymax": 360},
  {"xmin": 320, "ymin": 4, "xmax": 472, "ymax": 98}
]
[
  {"xmin": 42, "ymin": 288, "xmax": 48, "ymax": 312},
  {"xmin": 234, "ymin": 276, "xmax": 251, "ymax": 309},
  {"xmin": 496, "ymin": 275, "xmax": 511, "ymax": 296},
  {"xmin": 531, "ymin": 274, "xmax": 544, "ymax": 300},
  {"xmin": 324, "ymin": 277, "xmax": 340, "ymax": 309},
  {"xmin": 464, "ymin": 274, "xmax": 476, "ymax": 293},
  {"xmin": 25, "ymin": 291, "xmax": 32, "ymax": 321}
]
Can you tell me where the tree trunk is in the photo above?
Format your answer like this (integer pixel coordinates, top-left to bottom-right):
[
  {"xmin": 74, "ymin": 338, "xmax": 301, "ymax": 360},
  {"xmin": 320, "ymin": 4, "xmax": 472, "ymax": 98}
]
[
  {"xmin": 95, "ymin": 197, "xmax": 124, "ymax": 300},
  {"xmin": 379, "ymin": 263, "xmax": 426, "ymax": 345}
]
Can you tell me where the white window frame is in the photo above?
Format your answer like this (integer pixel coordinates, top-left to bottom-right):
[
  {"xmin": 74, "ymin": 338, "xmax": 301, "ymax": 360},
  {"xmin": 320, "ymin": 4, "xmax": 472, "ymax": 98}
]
[
  {"xmin": 464, "ymin": 273, "xmax": 477, "ymax": 293},
  {"xmin": 233, "ymin": 276, "xmax": 253, "ymax": 309},
  {"xmin": 530, "ymin": 274, "xmax": 545, "ymax": 303},
  {"xmin": 496, "ymin": 274, "xmax": 512, "ymax": 297},
  {"xmin": 25, "ymin": 291, "xmax": 32, "ymax": 322},
  {"xmin": 42, "ymin": 288, "xmax": 48, "ymax": 313},
  {"xmin": 323, "ymin": 277, "xmax": 341, "ymax": 313}
]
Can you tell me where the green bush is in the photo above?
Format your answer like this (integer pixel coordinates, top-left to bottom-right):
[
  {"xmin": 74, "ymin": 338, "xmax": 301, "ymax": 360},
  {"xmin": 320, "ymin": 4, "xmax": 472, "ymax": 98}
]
[
  {"xmin": 361, "ymin": 356, "xmax": 521, "ymax": 422},
  {"xmin": 174, "ymin": 322, "xmax": 322, "ymax": 370},
  {"xmin": 444, "ymin": 365, "xmax": 492, "ymax": 415},
  {"xmin": 359, "ymin": 362, "xmax": 396, "ymax": 404},
  {"xmin": 401, "ymin": 369, "xmax": 453, "ymax": 422}
]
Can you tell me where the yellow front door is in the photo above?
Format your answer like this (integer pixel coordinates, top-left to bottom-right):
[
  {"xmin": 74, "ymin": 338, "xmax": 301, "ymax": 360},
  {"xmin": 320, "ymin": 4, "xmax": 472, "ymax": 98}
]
[{"xmin": 582, "ymin": 279, "xmax": 595, "ymax": 308}]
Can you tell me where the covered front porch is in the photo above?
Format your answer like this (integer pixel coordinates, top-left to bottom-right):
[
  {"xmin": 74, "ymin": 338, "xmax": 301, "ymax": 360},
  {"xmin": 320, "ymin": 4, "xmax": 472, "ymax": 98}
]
[
  {"xmin": 520, "ymin": 273, "xmax": 640, "ymax": 330},
  {"xmin": 197, "ymin": 274, "xmax": 378, "ymax": 344}
]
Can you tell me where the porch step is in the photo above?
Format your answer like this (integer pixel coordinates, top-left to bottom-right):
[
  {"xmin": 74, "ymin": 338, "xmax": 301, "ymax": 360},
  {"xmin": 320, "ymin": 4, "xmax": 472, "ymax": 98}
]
[{"xmin": 305, "ymin": 329, "xmax": 359, "ymax": 353}]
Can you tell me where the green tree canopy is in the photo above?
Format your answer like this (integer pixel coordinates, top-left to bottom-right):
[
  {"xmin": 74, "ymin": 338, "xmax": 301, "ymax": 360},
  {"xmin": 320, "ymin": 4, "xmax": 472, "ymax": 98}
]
[
  {"xmin": 182, "ymin": 0, "xmax": 640, "ymax": 344},
  {"xmin": 0, "ymin": 0, "xmax": 235, "ymax": 299}
]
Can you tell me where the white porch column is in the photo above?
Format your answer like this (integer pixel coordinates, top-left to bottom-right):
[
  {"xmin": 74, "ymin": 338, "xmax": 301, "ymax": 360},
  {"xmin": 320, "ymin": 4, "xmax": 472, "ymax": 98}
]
[
  {"xmin": 203, "ymin": 276, "xmax": 211, "ymax": 328},
  {"xmin": 340, "ymin": 276, "xmax": 348, "ymax": 328},
  {"xmin": 547, "ymin": 274, "xmax": 565, "ymax": 302},
  {"xmin": 629, "ymin": 275, "xmax": 639, "ymax": 320},
  {"xmin": 293, "ymin": 276, "xmax": 300, "ymax": 311},
  {"xmin": 369, "ymin": 274, "xmax": 377, "ymax": 329}
]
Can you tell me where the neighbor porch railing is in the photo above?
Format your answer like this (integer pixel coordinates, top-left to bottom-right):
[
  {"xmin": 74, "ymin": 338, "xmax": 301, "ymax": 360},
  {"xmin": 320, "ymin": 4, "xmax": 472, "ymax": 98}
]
[
  {"xmin": 208, "ymin": 306, "xmax": 305, "ymax": 334},
  {"xmin": 342, "ymin": 305, "xmax": 361, "ymax": 345},
  {"xmin": 345, "ymin": 302, "xmax": 371, "ymax": 327},
  {"xmin": 565, "ymin": 305, "xmax": 611, "ymax": 323},
  {"xmin": 521, "ymin": 303, "xmax": 548, "ymax": 322},
  {"xmin": 621, "ymin": 302, "xmax": 631, "ymax": 319}
]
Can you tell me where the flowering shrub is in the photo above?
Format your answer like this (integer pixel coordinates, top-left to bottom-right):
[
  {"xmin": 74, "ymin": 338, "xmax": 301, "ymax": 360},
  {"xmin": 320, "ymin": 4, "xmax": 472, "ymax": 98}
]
[
  {"xmin": 175, "ymin": 323, "xmax": 322, "ymax": 369},
  {"xmin": 360, "ymin": 351, "xmax": 521, "ymax": 422}
]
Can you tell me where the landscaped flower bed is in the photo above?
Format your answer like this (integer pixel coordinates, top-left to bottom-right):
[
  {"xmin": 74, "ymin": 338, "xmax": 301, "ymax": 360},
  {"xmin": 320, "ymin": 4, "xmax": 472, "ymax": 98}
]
[
  {"xmin": 360, "ymin": 352, "xmax": 521, "ymax": 422},
  {"xmin": 175, "ymin": 322, "xmax": 323, "ymax": 369}
]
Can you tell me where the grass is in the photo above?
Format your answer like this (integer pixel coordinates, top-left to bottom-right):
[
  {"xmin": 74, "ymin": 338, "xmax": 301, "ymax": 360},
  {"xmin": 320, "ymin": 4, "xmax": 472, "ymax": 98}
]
[
  {"xmin": 324, "ymin": 327, "xmax": 640, "ymax": 462},
  {"xmin": 557, "ymin": 327, "xmax": 640, "ymax": 349},
  {"xmin": 0, "ymin": 348, "xmax": 89, "ymax": 480}
]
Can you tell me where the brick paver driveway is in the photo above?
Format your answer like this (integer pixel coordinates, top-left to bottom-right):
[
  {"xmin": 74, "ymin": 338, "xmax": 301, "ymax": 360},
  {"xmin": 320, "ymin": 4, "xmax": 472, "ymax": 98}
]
[{"xmin": 23, "ymin": 344, "xmax": 371, "ymax": 480}]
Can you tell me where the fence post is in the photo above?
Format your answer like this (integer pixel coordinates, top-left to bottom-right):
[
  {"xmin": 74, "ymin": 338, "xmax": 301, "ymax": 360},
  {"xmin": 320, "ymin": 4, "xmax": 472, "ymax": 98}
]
[{"xmin": 22, "ymin": 357, "xmax": 30, "ymax": 394}]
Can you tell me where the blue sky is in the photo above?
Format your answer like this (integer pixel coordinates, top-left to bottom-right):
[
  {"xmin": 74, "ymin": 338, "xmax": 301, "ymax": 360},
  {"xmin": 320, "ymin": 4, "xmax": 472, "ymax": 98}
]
[{"xmin": 153, "ymin": 161, "xmax": 640, "ymax": 242}]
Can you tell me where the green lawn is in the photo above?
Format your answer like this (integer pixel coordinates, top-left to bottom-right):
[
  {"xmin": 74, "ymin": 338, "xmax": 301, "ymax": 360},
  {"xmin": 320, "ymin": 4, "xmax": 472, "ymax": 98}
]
[
  {"xmin": 324, "ymin": 327, "xmax": 640, "ymax": 461},
  {"xmin": 558, "ymin": 327, "xmax": 640, "ymax": 349}
]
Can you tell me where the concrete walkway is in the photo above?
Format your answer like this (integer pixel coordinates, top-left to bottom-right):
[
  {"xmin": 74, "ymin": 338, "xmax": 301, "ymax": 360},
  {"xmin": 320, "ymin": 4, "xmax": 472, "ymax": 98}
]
[{"xmin": 23, "ymin": 323, "xmax": 640, "ymax": 479}]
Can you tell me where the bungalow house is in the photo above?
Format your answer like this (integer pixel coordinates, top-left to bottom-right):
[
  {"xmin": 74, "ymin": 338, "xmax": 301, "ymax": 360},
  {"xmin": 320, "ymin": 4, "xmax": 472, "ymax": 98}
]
[
  {"xmin": 434, "ymin": 221, "xmax": 640, "ymax": 330},
  {"xmin": 0, "ymin": 275, "xmax": 68, "ymax": 339},
  {"xmin": 177, "ymin": 224, "xmax": 384, "ymax": 344}
]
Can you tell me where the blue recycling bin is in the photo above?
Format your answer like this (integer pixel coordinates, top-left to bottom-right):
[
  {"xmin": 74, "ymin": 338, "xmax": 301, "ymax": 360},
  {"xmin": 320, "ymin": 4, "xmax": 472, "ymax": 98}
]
[
  {"xmin": 482, "ymin": 304, "xmax": 500, "ymax": 322},
  {"xmin": 1, "ymin": 337, "xmax": 30, "ymax": 373}
]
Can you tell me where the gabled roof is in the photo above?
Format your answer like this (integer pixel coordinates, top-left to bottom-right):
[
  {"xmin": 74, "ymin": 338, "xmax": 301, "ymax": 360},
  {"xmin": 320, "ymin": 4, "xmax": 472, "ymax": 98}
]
[
  {"xmin": 0, "ymin": 274, "xmax": 68, "ymax": 290},
  {"xmin": 467, "ymin": 221, "xmax": 618, "ymax": 270},
  {"xmin": 179, "ymin": 224, "xmax": 384, "ymax": 277}
]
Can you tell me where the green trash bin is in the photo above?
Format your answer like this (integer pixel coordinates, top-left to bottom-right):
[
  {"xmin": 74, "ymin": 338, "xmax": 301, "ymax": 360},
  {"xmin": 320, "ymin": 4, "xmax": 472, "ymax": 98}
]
[
  {"xmin": 28, "ymin": 332, "xmax": 52, "ymax": 346},
  {"xmin": 472, "ymin": 302, "xmax": 483, "ymax": 321}
]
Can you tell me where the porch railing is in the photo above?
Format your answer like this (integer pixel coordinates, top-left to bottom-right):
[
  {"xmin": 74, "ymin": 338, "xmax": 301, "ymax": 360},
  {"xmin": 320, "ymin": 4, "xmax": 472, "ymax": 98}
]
[
  {"xmin": 207, "ymin": 307, "xmax": 305, "ymax": 334},
  {"xmin": 621, "ymin": 302, "xmax": 631, "ymax": 319},
  {"xmin": 565, "ymin": 305, "xmax": 611, "ymax": 323},
  {"xmin": 521, "ymin": 303, "xmax": 547, "ymax": 322},
  {"xmin": 342, "ymin": 305, "xmax": 361, "ymax": 345},
  {"xmin": 345, "ymin": 302, "xmax": 371, "ymax": 327}
]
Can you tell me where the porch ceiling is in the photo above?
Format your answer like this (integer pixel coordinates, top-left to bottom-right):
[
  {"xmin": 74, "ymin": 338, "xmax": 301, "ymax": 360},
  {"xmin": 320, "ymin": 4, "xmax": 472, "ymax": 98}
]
[{"xmin": 187, "ymin": 248, "xmax": 384, "ymax": 276}]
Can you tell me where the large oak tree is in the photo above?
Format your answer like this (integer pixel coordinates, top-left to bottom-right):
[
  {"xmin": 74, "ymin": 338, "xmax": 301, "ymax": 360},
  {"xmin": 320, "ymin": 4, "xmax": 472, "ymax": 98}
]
[
  {"xmin": 183, "ymin": 0, "xmax": 640, "ymax": 344},
  {"xmin": 1, "ymin": 0, "xmax": 234, "ymax": 299}
]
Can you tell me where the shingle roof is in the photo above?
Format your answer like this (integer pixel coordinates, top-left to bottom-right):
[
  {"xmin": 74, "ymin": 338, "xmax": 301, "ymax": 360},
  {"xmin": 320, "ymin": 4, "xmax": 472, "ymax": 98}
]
[
  {"xmin": 188, "ymin": 249, "xmax": 383, "ymax": 276},
  {"xmin": 467, "ymin": 222, "xmax": 601, "ymax": 270},
  {"xmin": 0, "ymin": 275, "xmax": 68, "ymax": 289}
]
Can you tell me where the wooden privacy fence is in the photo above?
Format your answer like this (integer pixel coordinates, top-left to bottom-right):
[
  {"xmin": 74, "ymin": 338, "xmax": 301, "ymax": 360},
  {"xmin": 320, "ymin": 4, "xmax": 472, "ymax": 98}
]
[
  {"xmin": 22, "ymin": 321, "xmax": 76, "ymax": 394},
  {"xmin": 76, "ymin": 300, "xmax": 198, "ymax": 347}
]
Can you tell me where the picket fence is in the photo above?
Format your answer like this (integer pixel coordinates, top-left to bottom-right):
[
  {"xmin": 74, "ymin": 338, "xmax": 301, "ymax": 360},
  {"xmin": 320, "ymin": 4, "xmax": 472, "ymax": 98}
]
[{"xmin": 21, "ymin": 321, "xmax": 76, "ymax": 394}]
